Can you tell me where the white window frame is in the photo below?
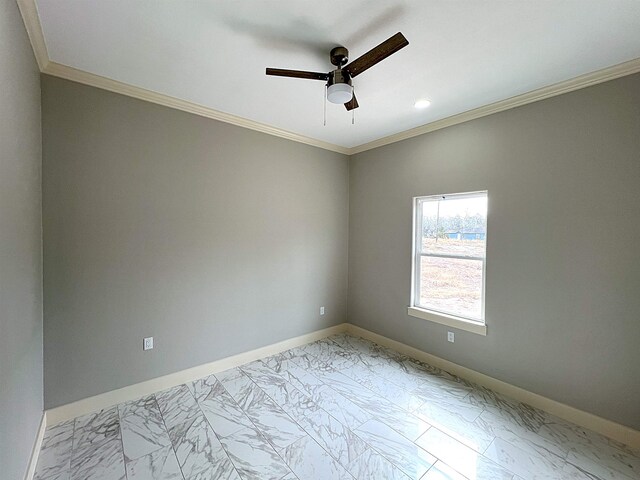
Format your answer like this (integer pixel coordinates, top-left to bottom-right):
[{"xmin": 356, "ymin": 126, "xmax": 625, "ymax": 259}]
[{"xmin": 408, "ymin": 191, "xmax": 488, "ymax": 336}]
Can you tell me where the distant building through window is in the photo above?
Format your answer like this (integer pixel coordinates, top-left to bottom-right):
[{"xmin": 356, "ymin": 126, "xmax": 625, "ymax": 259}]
[{"xmin": 411, "ymin": 191, "xmax": 488, "ymax": 323}]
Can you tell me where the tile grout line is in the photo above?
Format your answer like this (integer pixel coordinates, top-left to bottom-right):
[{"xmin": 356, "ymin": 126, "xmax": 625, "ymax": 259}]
[
  {"xmin": 68, "ymin": 416, "xmax": 78, "ymax": 478},
  {"xmin": 300, "ymin": 337, "xmax": 434, "ymax": 437},
  {"xmin": 115, "ymin": 404, "xmax": 129, "ymax": 480},
  {"xmin": 69, "ymin": 412, "xmax": 79, "ymax": 478},
  {"xmin": 200, "ymin": 370, "xmax": 299, "ymax": 479},
  {"xmin": 263, "ymin": 343, "xmax": 424, "ymax": 479},
  {"xmin": 215, "ymin": 367, "xmax": 342, "ymax": 479},
  {"xmin": 152, "ymin": 394, "xmax": 187, "ymax": 480},
  {"xmin": 462, "ymin": 385, "xmax": 578, "ymax": 466},
  {"xmin": 185, "ymin": 382, "xmax": 246, "ymax": 480},
  {"xmin": 473, "ymin": 402, "xmax": 575, "ymax": 472},
  {"xmin": 256, "ymin": 352, "xmax": 374, "ymax": 477},
  {"xmin": 292, "ymin": 339, "xmax": 426, "ymax": 465},
  {"xmin": 266, "ymin": 337, "xmax": 616, "ymax": 478},
  {"xmin": 325, "ymin": 335, "xmax": 541, "ymax": 478},
  {"xmin": 308, "ymin": 337, "xmax": 508, "ymax": 479},
  {"xmin": 405, "ymin": 364, "xmax": 517, "ymax": 479},
  {"xmin": 354, "ymin": 422, "xmax": 431, "ymax": 480},
  {"xmin": 235, "ymin": 356, "xmax": 361, "ymax": 478},
  {"xmin": 281, "ymin": 353, "xmax": 410, "ymax": 476},
  {"xmin": 419, "ymin": 425, "xmax": 519, "ymax": 480},
  {"xmin": 320, "ymin": 336, "xmax": 437, "ymax": 413}
]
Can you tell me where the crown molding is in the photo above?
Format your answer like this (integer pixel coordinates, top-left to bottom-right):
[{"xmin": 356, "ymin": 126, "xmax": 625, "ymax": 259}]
[
  {"xmin": 16, "ymin": 0, "xmax": 49, "ymax": 71},
  {"xmin": 350, "ymin": 57, "xmax": 640, "ymax": 155},
  {"xmin": 41, "ymin": 57, "xmax": 640, "ymax": 157},
  {"xmin": 17, "ymin": 0, "xmax": 640, "ymax": 157},
  {"xmin": 42, "ymin": 62, "xmax": 350, "ymax": 154},
  {"xmin": 17, "ymin": 0, "xmax": 348, "ymax": 155}
]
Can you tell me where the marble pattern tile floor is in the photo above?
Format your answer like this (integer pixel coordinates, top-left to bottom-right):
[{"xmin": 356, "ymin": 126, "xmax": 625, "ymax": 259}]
[{"xmin": 34, "ymin": 333, "xmax": 640, "ymax": 480}]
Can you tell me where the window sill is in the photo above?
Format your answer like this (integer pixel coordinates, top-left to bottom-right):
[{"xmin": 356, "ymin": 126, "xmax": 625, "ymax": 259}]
[{"xmin": 407, "ymin": 306, "xmax": 487, "ymax": 336}]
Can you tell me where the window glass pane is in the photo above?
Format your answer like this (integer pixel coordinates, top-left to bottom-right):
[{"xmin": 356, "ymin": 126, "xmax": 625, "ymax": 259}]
[
  {"xmin": 421, "ymin": 195, "xmax": 487, "ymax": 257},
  {"xmin": 419, "ymin": 256, "xmax": 483, "ymax": 319}
]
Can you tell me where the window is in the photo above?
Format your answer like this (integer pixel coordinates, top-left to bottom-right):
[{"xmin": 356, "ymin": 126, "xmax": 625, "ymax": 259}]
[{"xmin": 409, "ymin": 191, "xmax": 488, "ymax": 335}]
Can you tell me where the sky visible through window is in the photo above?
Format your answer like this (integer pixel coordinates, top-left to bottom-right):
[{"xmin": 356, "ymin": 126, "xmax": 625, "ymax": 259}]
[{"xmin": 423, "ymin": 195, "xmax": 488, "ymax": 220}]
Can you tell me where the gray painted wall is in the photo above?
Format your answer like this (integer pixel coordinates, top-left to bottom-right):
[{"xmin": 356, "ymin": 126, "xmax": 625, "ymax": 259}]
[
  {"xmin": 348, "ymin": 73, "xmax": 640, "ymax": 430},
  {"xmin": 0, "ymin": 0, "xmax": 43, "ymax": 477},
  {"xmin": 41, "ymin": 76, "xmax": 349, "ymax": 408},
  {"xmin": 40, "ymin": 67, "xmax": 640, "ymax": 430}
]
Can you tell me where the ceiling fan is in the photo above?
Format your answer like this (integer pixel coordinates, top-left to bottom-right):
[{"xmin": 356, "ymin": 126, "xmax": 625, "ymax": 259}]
[{"xmin": 266, "ymin": 32, "xmax": 409, "ymax": 111}]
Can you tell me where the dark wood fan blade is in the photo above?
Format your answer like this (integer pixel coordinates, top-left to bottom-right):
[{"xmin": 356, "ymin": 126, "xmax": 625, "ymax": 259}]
[
  {"xmin": 344, "ymin": 32, "xmax": 409, "ymax": 78},
  {"xmin": 266, "ymin": 68, "xmax": 329, "ymax": 81},
  {"xmin": 344, "ymin": 93, "xmax": 359, "ymax": 111}
]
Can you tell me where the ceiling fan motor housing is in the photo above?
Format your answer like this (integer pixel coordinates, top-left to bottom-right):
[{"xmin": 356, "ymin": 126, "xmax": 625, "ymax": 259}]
[
  {"xmin": 330, "ymin": 46, "xmax": 349, "ymax": 67},
  {"xmin": 327, "ymin": 68, "xmax": 352, "ymax": 87}
]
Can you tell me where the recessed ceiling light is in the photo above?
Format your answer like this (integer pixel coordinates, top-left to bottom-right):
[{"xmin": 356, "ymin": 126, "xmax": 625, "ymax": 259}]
[{"xmin": 414, "ymin": 99, "xmax": 431, "ymax": 109}]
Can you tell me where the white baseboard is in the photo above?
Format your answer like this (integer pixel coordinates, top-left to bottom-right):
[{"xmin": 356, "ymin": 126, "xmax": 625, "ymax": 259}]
[
  {"xmin": 24, "ymin": 411, "xmax": 46, "ymax": 480},
  {"xmin": 45, "ymin": 323, "xmax": 348, "ymax": 425},
  {"xmin": 43, "ymin": 321, "xmax": 639, "ymax": 451},
  {"xmin": 346, "ymin": 324, "xmax": 640, "ymax": 450}
]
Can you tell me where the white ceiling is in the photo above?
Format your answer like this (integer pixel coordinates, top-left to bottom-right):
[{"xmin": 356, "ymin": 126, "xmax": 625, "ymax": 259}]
[{"xmin": 36, "ymin": 0, "xmax": 640, "ymax": 149}]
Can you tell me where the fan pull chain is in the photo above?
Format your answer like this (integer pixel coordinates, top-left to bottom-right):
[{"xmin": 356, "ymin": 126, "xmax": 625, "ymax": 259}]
[{"xmin": 323, "ymin": 85, "xmax": 327, "ymax": 126}]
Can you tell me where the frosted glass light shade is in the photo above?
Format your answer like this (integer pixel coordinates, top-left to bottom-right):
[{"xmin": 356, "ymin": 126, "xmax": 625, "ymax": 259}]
[{"xmin": 327, "ymin": 83, "xmax": 353, "ymax": 104}]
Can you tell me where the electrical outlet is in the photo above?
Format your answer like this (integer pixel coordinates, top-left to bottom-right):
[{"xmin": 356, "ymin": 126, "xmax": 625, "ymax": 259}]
[
  {"xmin": 447, "ymin": 331, "xmax": 455, "ymax": 343},
  {"xmin": 143, "ymin": 337, "xmax": 154, "ymax": 351},
  {"xmin": 320, "ymin": 306, "xmax": 325, "ymax": 315}
]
